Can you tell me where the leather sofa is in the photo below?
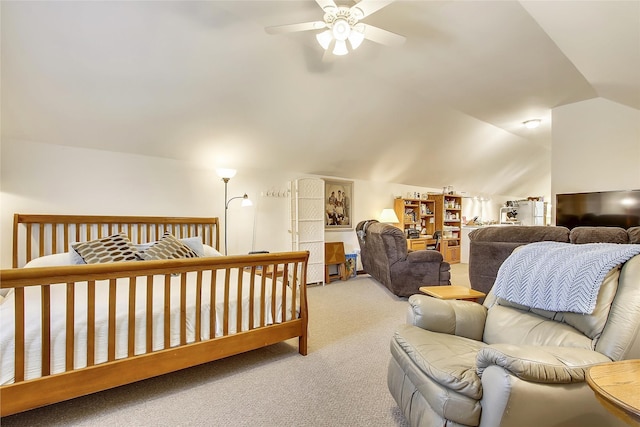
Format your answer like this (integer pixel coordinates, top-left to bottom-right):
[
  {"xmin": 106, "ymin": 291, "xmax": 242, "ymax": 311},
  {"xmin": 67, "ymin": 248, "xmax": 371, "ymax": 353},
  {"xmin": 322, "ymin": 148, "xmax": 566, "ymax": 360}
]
[
  {"xmin": 356, "ymin": 220, "xmax": 450, "ymax": 297},
  {"xmin": 468, "ymin": 225, "xmax": 640, "ymax": 295},
  {"xmin": 388, "ymin": 248, "xmax": 640, "ymax": 427}
]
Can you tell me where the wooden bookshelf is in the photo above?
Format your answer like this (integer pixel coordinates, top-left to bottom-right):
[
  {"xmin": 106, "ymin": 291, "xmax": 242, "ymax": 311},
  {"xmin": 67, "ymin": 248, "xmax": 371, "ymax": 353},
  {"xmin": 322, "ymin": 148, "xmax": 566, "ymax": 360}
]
[
  {"xmin": 428, "ymin": 194, "xmax": 463, "ymax": 264},
  {"xmin": 393, "ymin": 198, "xmax": 437, "ymax": 247}
]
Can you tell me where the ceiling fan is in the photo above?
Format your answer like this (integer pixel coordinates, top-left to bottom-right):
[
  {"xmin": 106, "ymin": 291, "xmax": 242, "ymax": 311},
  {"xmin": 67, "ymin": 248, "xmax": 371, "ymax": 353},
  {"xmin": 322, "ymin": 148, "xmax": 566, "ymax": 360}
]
[{"xmin": 265, "ymin": 0, "xmax": 405, "ymax": 58}]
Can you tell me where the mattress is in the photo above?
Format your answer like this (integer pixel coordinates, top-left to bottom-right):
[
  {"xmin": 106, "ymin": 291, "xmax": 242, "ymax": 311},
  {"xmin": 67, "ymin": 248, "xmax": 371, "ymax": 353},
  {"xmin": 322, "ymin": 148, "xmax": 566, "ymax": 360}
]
[{"xmin": 0, "ymin": 267, "xmax": 296, "ymax": 385}]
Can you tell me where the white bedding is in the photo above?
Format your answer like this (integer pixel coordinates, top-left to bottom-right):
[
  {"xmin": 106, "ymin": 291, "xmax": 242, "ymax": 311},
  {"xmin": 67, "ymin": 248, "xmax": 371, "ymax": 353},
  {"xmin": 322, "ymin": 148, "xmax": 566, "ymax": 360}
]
[{"xmin": 0, "ymin": 258, "xmax": 297, "ymax": 385}]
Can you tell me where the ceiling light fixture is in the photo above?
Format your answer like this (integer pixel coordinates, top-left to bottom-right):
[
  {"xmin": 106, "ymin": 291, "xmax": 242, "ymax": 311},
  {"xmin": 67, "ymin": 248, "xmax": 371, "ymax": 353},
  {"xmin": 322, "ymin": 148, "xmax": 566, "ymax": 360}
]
[
  {"xmin": 266, "ymin": 1, "xmax": 406, "ymax": 59},
  {"xmin": 315, "ymin": 6, "xmax": 366, "ymax": 56},
  {"xmin": 523, "ymin": 119, "xmax": 542, "ymax": 129}
]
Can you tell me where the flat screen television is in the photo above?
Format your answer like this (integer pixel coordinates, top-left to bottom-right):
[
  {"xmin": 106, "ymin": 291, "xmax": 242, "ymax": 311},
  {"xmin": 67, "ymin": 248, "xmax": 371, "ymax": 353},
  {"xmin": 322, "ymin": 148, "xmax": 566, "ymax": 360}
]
[{"xmin": 556, "ymin": 190, "xmax": 640, "ymax": 229}]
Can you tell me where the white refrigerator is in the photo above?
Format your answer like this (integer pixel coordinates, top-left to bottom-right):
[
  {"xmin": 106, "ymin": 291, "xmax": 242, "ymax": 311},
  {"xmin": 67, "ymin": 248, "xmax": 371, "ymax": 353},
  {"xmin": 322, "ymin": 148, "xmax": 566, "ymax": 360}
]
[{"xmin": 517, "ymin": 201, "xmax": 545, "ymax": 226}]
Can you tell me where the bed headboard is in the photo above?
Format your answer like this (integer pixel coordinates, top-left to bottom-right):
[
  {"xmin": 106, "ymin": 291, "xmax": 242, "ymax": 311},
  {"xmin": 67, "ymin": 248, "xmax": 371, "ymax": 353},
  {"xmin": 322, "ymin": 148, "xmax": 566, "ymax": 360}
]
[{"xmin": 13, "ymin": 214, "xmax": 220, "ymax": 268}]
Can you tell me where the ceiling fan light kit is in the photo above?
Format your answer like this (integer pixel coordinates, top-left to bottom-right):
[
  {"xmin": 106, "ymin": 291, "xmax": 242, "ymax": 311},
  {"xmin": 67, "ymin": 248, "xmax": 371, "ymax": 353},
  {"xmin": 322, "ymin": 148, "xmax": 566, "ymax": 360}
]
[
  {"xmin": 316, "ymin": 30, "xmax": 333, "ymax": 50},
  {"xmin": 333, "ymin": 39, "xmax": 349, "ymax": 56},
  {"xmin": 265, "ymin": 0, "xmax": 405, "ymax": 59},
  {"xmin": 348, "ymin": 25, "xmax": 365, "ymax": 49},
  {"xmin": 331, "ymin": 17, "xmax": 351, "ymax": 40},
  {"xmin": 320, "ymin": 7, "xmax": 364, "ymax": 54}
]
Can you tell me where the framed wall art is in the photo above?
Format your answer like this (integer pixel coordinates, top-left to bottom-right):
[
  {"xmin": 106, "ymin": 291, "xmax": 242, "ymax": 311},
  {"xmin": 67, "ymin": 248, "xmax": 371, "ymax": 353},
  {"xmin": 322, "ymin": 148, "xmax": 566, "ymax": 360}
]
[{"xmin": 324, "ymin": 179, "xmax": 354, "ymax": 230}]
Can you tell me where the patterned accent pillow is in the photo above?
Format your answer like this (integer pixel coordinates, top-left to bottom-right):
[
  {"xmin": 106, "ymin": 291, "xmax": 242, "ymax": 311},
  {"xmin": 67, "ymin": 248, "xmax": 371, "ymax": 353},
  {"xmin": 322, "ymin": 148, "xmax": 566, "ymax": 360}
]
[
  {"xmin": 135, "ymin": 237, "xmax": 204, "ymax": 256},
  {"xmin": 71, "ymin": 232, "xmax": 140, "ymax": 264},
  {"xmin": 139, "ymin": 232, "xmax": 200, "ymax": 260}
]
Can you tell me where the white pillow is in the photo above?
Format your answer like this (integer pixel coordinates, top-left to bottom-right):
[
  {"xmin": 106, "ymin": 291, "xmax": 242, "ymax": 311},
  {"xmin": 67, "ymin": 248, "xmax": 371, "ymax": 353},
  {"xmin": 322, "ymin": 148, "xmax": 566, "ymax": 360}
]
[
  {"xmin": 69, "ymin": 247, "xmax": 88, "ymax": 264},
  {"xmin": 203, "ymin": 244, "xmax": 223, "ymax": 257},
  {"xmin": 9, "ymin": 253, "xmax": 77, "ymax": 300},
  {"xmin": 24, "ymin": 252, "xmax": 75, "ymax": 268},
  {"xmin": 180, "ymin": 237, "xmax": 205, "ymax": 257}
]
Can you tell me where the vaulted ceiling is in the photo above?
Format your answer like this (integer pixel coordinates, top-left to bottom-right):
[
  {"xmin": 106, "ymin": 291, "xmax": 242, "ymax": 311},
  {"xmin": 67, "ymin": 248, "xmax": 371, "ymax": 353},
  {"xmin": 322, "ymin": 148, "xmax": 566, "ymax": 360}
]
[{"xmin": 2, "ymin": 1, "xmax": 639, "ymax": 197}]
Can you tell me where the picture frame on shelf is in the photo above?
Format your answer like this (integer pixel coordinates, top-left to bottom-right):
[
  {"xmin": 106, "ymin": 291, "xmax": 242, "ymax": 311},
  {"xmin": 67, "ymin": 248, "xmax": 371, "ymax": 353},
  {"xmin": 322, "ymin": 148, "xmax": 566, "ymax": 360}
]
[{"xmin": 324, "ymin": 179, "xmax": 354, "ymax": 230}]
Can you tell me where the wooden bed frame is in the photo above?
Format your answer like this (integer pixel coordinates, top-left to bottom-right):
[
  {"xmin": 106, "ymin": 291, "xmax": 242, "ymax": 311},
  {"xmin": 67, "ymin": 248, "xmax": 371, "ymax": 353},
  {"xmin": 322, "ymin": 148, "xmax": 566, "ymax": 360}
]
[{"xmin": 1, "ymin": 214, "xmax": 309, "ymax": 416}]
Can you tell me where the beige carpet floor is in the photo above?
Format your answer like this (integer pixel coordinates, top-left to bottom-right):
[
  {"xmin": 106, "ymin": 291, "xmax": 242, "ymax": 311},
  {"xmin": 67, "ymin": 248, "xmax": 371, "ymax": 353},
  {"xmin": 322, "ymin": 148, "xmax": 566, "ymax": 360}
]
[{"xmin": 1, "ymin": 264, "xmax": 470, "ymax": 427}]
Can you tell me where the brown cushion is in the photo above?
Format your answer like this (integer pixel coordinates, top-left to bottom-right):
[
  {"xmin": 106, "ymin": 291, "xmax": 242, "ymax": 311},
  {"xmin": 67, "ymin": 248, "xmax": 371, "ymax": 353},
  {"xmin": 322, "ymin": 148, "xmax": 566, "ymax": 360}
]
[
  {"xmin": 569, "ymin": 226, "xmax": 629, "ymax": 244},
  {"xmin": 468, "ymin": 226, "xmax": 569, "ymax": 243},
  {"xmin": 628, "ymin": 226, "xmax": 640, "ymax": 244}
]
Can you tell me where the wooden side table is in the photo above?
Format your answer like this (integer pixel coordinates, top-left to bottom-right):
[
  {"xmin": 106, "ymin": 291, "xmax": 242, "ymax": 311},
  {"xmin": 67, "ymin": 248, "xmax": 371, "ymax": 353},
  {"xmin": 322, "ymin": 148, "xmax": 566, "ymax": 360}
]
[
  {"xmin": 324, "ymin": 242, "xmax": 347, "ymax": 283},
  {"xmin": 586, "ymin": 359, "xmax": 640, "ymax": 425},
  {"xmin": 244, "ymin": 265, "xmax": 283, "ymax": 277},
  {"xmin": 419, "ymin": 285, "xmax": 486, "ymax": 302}
]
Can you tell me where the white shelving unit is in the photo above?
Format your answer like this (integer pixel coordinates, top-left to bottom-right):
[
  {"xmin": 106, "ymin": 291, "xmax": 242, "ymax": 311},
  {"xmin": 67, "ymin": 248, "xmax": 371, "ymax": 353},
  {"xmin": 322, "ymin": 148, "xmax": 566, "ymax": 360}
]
[{"xmin": 290, "ymin": 178, "xmax": 325, "ymax": 284}]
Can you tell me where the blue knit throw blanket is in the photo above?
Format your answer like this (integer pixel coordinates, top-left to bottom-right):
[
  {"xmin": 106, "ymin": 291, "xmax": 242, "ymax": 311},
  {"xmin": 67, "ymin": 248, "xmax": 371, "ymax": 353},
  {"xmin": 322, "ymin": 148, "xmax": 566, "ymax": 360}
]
[{"xmin": 493, "ymin": 242, "xmax": 640, "ymax": 314}]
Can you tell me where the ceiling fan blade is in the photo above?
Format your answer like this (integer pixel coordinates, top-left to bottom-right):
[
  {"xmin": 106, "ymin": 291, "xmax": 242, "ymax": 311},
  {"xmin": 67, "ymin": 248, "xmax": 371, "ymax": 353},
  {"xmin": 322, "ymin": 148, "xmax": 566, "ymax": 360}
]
[
  {"xmin": 361, "ymin": 23, "xmax": 406, "ymax": 47},
  {"xmin": 351, "ymin": 0, "xmax": 396, "ymax": 19},
  {"xmin": 265, "ymin": 21, "xmax": 326, "ymax": 35},
  {"xmin": 316, "ymin": 0, "xmax": 338, "ymax": 12}
]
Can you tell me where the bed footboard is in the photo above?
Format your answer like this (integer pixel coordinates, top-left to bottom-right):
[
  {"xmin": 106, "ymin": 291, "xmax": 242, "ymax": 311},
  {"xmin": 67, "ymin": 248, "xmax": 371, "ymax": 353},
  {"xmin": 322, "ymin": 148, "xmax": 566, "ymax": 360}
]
[{"xmin": 0, "ymin": 252, "xmax": 309, "ymax": 416}]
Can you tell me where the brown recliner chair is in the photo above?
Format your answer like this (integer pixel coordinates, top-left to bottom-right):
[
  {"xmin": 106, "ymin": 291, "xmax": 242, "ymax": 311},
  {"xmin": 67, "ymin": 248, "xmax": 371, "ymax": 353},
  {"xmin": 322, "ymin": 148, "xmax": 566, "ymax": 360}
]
[{"xmin": 356, "ymin": 220, "xmax": 450, "ymax": 297}]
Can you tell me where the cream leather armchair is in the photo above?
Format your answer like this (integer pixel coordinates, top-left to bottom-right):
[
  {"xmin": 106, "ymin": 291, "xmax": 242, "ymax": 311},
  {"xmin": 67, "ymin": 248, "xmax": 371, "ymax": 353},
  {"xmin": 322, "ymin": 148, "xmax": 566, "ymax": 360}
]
[{"xmin": 388, "ymin": 253, "xmax": 640, "ymax": 427}]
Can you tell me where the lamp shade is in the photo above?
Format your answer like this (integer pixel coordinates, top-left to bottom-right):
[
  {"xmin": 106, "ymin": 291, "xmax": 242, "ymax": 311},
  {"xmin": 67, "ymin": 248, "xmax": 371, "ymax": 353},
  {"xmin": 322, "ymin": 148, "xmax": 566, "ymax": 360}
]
[
  {"xmin": 316, "ymin": 30, "xmax": 332, "ymax": 50},
  {"xmin": 216, "ymin": 168, "xmax": 237, "ymax": 179},
  {"xmin": 348, "ymin": 25, "xmax": 365, "ymax": 50},
  {"xmin": 379, "ymin": 208, "xmax": 400, "ymax": 223},
  {"xmin": 332, "ymin": 39, "xmax": 348, "ymax": 56}
]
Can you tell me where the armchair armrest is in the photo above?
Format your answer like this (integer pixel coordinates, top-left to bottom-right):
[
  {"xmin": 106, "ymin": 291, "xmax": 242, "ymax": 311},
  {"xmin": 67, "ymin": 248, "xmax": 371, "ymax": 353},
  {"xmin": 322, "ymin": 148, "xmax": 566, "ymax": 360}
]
[
  {"xmin": 407, "ymin": 294, "xmax": 487, "ymax": 340},
  {"xmin": 477, "ymin": 344, "xmax": 612, "ymax": 383},
  {"xmin": 406, "ymin": 249, "xmax": 443, "ymax": 263}
]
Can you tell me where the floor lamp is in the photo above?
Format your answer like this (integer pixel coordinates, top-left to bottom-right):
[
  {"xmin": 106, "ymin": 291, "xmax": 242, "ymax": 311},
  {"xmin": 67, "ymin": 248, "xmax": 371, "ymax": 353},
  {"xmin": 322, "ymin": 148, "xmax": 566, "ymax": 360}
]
[
  {"xmin": 379, "ymin": 208, "xmax": 400, "ymax": 224},
  {"xmin": 217, "ymin": 169, "xmax": 252, "ymax": 255}
]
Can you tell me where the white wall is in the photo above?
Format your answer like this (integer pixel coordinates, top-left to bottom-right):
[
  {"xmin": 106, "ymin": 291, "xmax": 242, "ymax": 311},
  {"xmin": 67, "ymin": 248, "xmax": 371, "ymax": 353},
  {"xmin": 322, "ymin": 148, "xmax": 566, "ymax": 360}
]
[
  {"xmin": 0, "ymin": 139, "xmax": 297, "ymax": 266},
  {"xmin": 552, "ymin": 98, "xmax": 640, "ymax": 199},
  {"xmin": 1, "ymin": 138, "xmax": 529, "ymax": 268},
  {"xmin": 3, "ymin": 98, "xmax": 636, "ymax": 269},
  {"xmin": 488, "ymin": 97, "xmax": 640, "ymax": 223}
]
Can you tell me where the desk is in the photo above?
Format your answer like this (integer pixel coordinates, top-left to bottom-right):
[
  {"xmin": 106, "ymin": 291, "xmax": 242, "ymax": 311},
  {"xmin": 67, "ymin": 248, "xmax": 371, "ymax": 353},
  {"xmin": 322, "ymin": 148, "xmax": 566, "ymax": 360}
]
[
  {"xmin": 419, "ymin": 285, "xmax": 486, "ymax": 302},
  {"xmin": 407, "ymin": 237, "xmax": 437, "ymax": 251},
  {"xmin": 586, "ymin": 360, "xmax": 640, "ymax": 425}
]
